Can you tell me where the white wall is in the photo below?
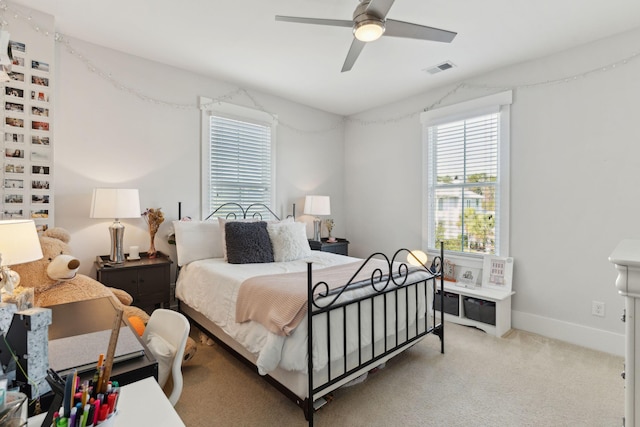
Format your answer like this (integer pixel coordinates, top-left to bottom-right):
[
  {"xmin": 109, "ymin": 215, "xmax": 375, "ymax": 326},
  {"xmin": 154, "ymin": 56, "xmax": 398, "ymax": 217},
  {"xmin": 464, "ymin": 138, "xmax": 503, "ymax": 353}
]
[
  {"xmin": 48, "ymin": 35, "xmax": 345, "ymax": 279},
  {"xmin": 345, "ymin": 27, "xmax": 640, "ymax": 355}
]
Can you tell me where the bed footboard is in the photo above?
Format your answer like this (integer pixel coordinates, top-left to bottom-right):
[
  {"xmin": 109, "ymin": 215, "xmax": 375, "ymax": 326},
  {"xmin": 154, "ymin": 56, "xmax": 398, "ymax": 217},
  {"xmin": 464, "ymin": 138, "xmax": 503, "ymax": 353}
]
[{"xmin": 304, "ymin": 245, "xmax": 444, "ymax": 425}]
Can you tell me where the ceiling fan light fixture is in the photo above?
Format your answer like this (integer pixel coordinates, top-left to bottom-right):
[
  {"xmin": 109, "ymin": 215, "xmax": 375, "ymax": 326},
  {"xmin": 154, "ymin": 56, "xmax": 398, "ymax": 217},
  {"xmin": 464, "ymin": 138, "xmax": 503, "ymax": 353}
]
[{"xmin": 353, "ymin": 19, "xmax": 385, "ymax": 42}]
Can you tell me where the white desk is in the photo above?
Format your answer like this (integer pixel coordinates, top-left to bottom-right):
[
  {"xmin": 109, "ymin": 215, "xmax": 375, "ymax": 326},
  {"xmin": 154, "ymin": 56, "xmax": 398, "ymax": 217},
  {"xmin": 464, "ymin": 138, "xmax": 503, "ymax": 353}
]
[{"xmin": 29, "ymin": 377, "xmax": 184, "ymax": 426}]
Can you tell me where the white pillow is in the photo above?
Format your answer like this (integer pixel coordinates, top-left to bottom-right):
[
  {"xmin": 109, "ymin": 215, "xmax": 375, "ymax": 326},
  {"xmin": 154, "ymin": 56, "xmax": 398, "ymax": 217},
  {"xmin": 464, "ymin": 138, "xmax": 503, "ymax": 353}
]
[
  {"xmin": 145, "ymin": 332, "xmax": 176, "ymax": 387},
  {"xmin": 267, "ymin": 221, "xmax": 312, "ymax": 262},
  {"xmin": 173, "ymin": 220, "xmax": 224, "ymax": 266}
]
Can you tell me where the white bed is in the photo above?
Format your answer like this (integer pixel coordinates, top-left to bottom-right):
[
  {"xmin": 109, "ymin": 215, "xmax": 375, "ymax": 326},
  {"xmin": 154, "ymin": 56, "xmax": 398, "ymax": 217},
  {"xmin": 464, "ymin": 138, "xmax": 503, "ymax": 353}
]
[{"xmin": 173, "ymin": 204, "xmax": 444, "ymax": 423}]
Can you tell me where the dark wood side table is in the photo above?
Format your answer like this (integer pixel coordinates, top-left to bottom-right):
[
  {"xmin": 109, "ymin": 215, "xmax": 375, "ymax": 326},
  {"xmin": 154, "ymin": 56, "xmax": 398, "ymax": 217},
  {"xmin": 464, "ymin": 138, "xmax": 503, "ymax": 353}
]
[
  {"xmin": 95, "ymin": 252, "xmax": 172, "ymax": 314},
  {"xmin": 308, "ymin": 238, "xmax": 349, "ymax": 256}
]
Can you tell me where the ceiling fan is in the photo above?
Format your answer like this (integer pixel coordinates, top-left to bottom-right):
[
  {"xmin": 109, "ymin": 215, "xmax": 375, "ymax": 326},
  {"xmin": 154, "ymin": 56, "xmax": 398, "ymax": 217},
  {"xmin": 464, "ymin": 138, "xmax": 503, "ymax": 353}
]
[{"xmin": 275, "ymin": 0, "xmax": 457, "ymax": 72}]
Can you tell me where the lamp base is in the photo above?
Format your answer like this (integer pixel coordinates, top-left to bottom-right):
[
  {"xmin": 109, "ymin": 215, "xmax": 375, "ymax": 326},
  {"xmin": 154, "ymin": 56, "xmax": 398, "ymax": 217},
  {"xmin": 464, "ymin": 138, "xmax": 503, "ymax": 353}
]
[
  {"xmin": 108, "ymin": 220, "xmax": 126, "ymax": 264},
  {"xmin": 312, "ymin": 218, "xmax": 321, "ymax": 242}
]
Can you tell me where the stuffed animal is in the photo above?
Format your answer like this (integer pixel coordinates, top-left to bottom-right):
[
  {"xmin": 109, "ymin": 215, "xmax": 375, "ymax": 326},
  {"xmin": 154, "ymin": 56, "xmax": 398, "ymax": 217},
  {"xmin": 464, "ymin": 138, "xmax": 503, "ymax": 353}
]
[{"xmin": 9, "ymin": 227, "xmax": 197, "ymax": 362}]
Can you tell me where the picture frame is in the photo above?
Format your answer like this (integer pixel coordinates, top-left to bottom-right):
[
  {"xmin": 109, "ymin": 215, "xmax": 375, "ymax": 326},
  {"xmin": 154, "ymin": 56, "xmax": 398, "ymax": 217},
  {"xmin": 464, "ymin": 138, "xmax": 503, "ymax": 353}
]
[
  {"xmin": 6, "ymin": 86, "xmax": 24, "ymax": 98},
  {"xmin": 456, "ymin": 266, "xmax": 481, "ymax": 288},
  {"xmin": 482, "ymin": 256, "xmax": 514, "ymax": 291},
  {"xmin": 3, "ymin": 208, "xmax": 24, "ymax": 219}
]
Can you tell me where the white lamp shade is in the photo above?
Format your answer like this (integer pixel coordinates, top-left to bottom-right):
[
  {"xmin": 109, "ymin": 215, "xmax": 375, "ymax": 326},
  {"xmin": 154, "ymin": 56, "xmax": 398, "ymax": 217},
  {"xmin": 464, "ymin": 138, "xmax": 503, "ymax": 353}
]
[
  {"xmin": 303, "ymin": 195, "xmax": 331, "ymax": 216},
  {"xmin": 90, "ymin": 188, "xmax": 141, "ymax": 219},
  {"xmin": 0, "ymin": 220, "xmax": 43, "ymax": 266}
]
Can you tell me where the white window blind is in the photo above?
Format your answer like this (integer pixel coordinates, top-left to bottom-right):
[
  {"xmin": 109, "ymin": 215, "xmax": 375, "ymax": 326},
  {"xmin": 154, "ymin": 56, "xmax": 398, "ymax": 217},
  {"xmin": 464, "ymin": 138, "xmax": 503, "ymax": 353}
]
[
  {"xmin": 422, "ymin": 91, "xmax": 511, "ymax": 257},
  {"xmin": 207, "ymin": 114, "xmax": 273, "ymax": 218},
  {"xmin": 428, "ymin": 113, "xmax": 499, "ymax": 255}
]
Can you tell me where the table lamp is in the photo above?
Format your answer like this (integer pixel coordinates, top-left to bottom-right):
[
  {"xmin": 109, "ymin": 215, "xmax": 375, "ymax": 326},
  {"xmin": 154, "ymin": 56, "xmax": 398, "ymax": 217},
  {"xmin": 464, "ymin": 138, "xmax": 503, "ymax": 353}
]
[
  {"xmin": 304, "ymin": 195, "xmax": 330, "ymax": 242},
  {"xmin": 0, "ymin": 219, "xmax": 44, "ymax": 293},
  {"xmin": 90, "ymin": 188, "xmax": 141, "ymax": 264}
]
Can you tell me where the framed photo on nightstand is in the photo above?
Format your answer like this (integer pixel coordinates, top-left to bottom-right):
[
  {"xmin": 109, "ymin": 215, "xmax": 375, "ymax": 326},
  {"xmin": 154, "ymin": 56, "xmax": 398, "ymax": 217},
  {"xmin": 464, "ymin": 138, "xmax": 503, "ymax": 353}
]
[{"xmin": 482, "ymin": 256, "xmax": 514, "ymax": 291}]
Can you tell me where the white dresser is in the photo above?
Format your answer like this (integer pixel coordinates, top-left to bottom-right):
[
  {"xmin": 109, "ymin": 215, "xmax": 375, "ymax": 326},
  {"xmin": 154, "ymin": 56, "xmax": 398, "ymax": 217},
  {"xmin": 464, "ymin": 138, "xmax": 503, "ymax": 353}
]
[{"xmin": 609, "ymin": 239, "xmax": 640, "ymax": 427}]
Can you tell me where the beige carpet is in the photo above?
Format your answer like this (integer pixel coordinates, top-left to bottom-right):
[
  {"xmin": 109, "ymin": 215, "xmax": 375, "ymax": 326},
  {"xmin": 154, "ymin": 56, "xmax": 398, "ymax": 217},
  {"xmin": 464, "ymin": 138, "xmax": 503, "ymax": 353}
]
[{"xmin": 174, "ymin": 322, "xmax": 623, "ymax": 426}]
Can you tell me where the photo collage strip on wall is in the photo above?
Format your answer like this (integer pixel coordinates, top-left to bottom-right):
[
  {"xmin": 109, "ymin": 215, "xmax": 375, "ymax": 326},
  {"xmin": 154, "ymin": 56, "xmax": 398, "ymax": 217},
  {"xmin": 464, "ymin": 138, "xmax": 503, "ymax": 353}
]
[{"xmin": 1, "ymin": 39, "xmax": 52, "ymax": 232}]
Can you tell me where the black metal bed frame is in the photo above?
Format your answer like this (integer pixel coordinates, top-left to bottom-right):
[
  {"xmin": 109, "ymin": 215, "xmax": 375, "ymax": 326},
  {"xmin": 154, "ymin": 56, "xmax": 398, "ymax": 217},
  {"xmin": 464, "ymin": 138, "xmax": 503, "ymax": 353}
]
[{"xmin": 177, "ymin": 203, "xmax": 445, "ymax": 426}]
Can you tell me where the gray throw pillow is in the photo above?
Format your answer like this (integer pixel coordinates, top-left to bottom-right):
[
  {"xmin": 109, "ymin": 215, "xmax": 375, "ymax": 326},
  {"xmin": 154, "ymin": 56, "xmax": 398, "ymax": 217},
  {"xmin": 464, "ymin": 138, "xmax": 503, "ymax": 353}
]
[{"xmin": 225, "ymin": 221, "xmax": 274, "ymax": 264}]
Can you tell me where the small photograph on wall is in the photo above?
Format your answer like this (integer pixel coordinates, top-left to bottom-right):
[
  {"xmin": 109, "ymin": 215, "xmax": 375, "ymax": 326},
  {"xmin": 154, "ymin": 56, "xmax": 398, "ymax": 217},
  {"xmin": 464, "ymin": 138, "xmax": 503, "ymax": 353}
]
[
  {"xmin": 4, "ymin": 178, "xmax": 24, "ymax": 189},
  {"xmin": 31, "ymin": 180, "xmax": 49, "ymax": 190},
  {"xmin": 30, "ymin": 151, "xmax": 50, "ymax": 162},
  {"xmin": 32, "ymin": 194, "xmax": 49, "ymax": 204},
  {"xmin": 31, "ymin": 75, "xmax": 49, "ymax": 87},
  {"xmin": 5, "ymin": 101, "xmax": 24, "ymax": 113},
  {"xmin": 11, "ymin": 55, "xmax": 25, "ymax": 68},
  {"xmin": 6, "ymin": 117, "xmax": 24, "ymax": 128},
  {"xmin": 3, "ymin": 208, "xmax": 24, "ymax": 219},
  {"xmin": 31, "ymin": 209, "xmax": 48, "ymax": 219},
  {"xmin": 31, "ymin": 121, "xmax": 49, "ymax": 131},
  {"xmin": 5, "ymin": 163, "xmax": 25, "ymax": 174},
  {"xmin": 32, "ymin": 136, "xmax": 50, "ymax": 145},
  {"xmin": 32, "ymin": 165, "xmax": 50, "ymax": 175},
  {"xmin": 31, "ymin": 106, "xmax": 49, "ymax": 117},
  {"xmin": 5, "ymin": 148, "xmax": 24, "ymax": 159},
  {"xmin": 31, "ymin": 90, "xmax": 49, "ymax": 103},
  {"xmin": 9, "ymin": 71, "xmax": 24, "ymax": 82},
  {"xmin": 9, "ymin": 40, "xmax": 26, "ymax": 54},
  {"xmin": 6, "ymin": 86, "xmax": 24, "ymax": 98},
  {"xmin": 5, "ymin": 132, "xmax": 24, "ymax": 143},
  {"xmin": 31, "ymin": 60, "xmax": 49, "ymax": 72},
  {"xmin": 5, "ymin": 194, "xmax": 23, "ymax": 204}
]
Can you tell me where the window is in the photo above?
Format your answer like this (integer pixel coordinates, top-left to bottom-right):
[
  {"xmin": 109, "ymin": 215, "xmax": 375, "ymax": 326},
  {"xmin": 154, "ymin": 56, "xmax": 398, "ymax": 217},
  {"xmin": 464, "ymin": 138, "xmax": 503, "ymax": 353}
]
[
  {"xmin": 421, "ymin": 91, "xmax": 512, "ymax": 257},
  {"xmin": 200, "ymin": 99, "xmax": 277, "ymax": 219}
]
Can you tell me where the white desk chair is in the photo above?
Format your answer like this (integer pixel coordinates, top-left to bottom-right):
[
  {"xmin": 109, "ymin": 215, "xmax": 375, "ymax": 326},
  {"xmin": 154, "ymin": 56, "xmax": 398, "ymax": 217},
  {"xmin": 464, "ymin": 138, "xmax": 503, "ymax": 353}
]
[{"xmin": 142, "ymin": 309, "xmax": 190, "ymax": 406}]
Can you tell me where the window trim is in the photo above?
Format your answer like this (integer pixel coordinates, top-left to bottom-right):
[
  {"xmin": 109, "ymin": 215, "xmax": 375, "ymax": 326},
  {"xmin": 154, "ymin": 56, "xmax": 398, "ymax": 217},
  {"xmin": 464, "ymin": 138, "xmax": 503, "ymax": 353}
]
[
  {"xmin": 420, "ymin": 90, "xmax": 512, "ymax": 259},
  {"xmin": 199, "ymin": 97, "xmax": 277, "ymax": 220}
]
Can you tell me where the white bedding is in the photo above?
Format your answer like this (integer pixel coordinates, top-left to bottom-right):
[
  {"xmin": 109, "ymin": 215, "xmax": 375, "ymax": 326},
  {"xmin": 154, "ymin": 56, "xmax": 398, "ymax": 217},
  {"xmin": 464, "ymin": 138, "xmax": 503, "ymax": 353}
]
[{"xmin": 176, "ymin": 251, "xmax": 433, "ymax": 375}]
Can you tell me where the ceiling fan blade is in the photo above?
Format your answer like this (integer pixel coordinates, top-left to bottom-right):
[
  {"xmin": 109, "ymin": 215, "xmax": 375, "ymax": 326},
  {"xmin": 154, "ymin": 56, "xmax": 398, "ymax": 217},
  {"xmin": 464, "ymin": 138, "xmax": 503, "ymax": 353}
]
[
  {"xmin": 385, "ymin": 19, "xmax": 457, "ymax": 43},
  {"xmin": 275, "ymin": 15, "xmax": 353, "ymax": 28},
  {"xmin": 365, "ymin": 0, "xmax": 396, "ymax": 19},
  {"xmin": 341, "ymin": 39, "xmax": 367, "ymax": 72}
]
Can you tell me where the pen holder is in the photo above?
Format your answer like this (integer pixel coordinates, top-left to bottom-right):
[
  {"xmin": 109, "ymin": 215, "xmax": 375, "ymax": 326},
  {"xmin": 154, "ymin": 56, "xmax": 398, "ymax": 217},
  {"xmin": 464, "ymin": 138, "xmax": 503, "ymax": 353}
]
[
  {"xmin": 43, "ymin": 374, "xmax": 65, "ymax": 427},
  {"xmin": 0, "ymin": 391, "xmax": 27, "ymax": 426}
]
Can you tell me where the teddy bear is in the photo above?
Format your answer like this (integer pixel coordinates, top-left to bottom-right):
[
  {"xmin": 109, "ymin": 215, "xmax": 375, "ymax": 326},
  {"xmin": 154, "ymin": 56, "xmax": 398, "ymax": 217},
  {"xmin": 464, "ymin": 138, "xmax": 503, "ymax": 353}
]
[{"xmin": 8, "ymin": 227, "xmax": 197, "ymax": 362}]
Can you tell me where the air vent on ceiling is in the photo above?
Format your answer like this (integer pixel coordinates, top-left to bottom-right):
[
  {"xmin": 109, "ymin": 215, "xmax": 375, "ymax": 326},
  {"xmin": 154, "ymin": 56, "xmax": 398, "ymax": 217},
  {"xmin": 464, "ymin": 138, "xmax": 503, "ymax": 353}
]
[{"xmin": 424, "ymin": 61, "xmax": 456, "ymax": 75}]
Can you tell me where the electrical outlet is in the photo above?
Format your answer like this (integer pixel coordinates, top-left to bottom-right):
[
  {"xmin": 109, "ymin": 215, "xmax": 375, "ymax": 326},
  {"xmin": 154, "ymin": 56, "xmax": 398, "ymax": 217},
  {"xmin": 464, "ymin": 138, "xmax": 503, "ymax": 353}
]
[{"xmin": 592, "ymin": 301, "xmax": 605, "ymax": 317}]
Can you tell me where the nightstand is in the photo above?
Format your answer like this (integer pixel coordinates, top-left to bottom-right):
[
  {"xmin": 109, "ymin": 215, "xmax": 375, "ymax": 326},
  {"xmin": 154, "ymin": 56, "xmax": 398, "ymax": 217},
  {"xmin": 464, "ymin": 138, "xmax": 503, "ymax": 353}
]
[
  {"xmin": 308, "ymin": 238, "xmax": 349, "ymax": 256},
  {"xmin": 95, "ymin": 252, "xmax": 172, "ymax": 314}
]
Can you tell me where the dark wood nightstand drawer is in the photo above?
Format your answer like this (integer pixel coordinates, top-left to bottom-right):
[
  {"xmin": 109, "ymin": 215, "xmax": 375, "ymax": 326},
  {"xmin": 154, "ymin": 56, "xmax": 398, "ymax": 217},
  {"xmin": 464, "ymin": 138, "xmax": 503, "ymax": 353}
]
[
  {"xmin": 309, "ymin": 238, "xmax": 349, "ymax": 256},
  {"xmin": 96, "ymin": 252, "xmax": 172, "ymax": 314}
]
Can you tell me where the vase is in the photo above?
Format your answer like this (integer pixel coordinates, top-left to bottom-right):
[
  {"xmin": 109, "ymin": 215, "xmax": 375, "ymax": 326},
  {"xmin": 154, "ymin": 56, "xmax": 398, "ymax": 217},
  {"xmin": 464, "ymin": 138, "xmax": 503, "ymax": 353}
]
[{"xmin": 148, "ymin": 232, "xmax": 157, "ymax": 258}]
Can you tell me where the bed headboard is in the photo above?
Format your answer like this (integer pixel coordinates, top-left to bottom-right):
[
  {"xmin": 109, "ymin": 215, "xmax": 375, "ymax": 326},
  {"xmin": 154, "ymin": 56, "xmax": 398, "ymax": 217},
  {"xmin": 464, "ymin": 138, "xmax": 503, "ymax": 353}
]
[
  {"xmin": 177, "ymin": 201, "xmax": 295, "ymax": 222},
  {"xmin": 204, "ymin": 202, "xmax": 281, "ymax": 221}
]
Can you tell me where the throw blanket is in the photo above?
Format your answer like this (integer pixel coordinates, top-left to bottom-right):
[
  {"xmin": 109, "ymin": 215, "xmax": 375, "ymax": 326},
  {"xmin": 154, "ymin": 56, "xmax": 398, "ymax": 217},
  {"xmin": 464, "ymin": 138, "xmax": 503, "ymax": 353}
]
[{"xmin": 236, "ymin": 259, "xmax": 397, "ymax": 336}]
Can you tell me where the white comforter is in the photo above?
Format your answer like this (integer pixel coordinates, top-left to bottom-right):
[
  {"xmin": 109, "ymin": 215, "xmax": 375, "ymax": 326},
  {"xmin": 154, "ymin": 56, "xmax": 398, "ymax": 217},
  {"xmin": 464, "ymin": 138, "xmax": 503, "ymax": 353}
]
[{"xmin": 176, "ymin": 251, "xmax": 432, "ymax": 375}]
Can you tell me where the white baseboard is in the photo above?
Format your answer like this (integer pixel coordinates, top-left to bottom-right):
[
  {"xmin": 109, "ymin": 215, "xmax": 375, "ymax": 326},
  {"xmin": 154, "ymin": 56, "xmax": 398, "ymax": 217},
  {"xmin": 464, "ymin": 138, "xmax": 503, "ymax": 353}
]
[{"xmin": 512, "ymin": 310, "xmax": 624, "ymax": 357}]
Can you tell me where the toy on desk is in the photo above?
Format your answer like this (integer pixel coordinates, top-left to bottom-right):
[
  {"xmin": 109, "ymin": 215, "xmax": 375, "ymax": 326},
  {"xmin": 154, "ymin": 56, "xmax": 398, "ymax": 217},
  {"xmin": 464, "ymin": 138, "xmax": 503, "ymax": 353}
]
[{"xmin": 8, "ymin": 228, "xmax": 149, "ymax": 322}]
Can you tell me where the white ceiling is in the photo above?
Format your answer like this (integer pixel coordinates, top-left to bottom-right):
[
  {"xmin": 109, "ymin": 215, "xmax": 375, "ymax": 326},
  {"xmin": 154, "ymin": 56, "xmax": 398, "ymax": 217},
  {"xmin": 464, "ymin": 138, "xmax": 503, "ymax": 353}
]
[{"xmin": 7, "ymin": 0, "xmax": 640, "ymax": 116}]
